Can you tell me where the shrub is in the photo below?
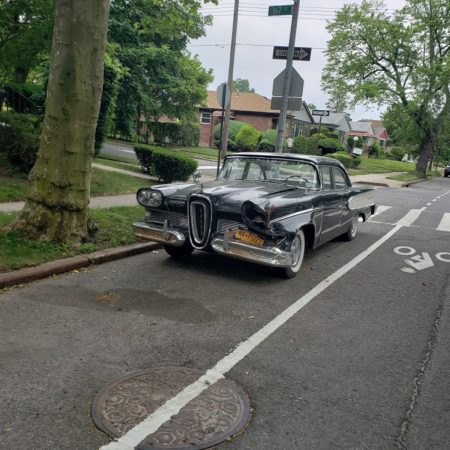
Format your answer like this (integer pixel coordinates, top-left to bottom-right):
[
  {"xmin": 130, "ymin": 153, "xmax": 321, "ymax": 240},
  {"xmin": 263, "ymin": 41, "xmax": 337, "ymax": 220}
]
[
  {"xmin": 318, "ymin": 137, "xmax": 344, "ymax": 154},
  {"xmin": 292, "ymin": 135, "xmax": 321, "ymax": 155},
  {"xmin": 328, "ymin": 151, "xmax": 361, "ymax": 169},
  {"xmin": 235, "ymin": 124, "xmax": 261, "ymax": 151},
  {"xmin": 368, "ymin": 142, "xmax": 385, "ymax": 159},
  {"xmin": 213, "ymin": 120, "xmax": 246, "ymax": 150},
  {"xmin": 134, "ymin": 144, "xmax": 198, "ymax": 182},
  {"xmin": 389, "ymin": 146, "xmax": 405, "ymax": 161},
  {"xmin": 257, "ymin": 129, "xmax": 287, "ymax": 151},
  {"xmin": 0, "ymin": 112, "xmax": 42, "ymax": 173}
]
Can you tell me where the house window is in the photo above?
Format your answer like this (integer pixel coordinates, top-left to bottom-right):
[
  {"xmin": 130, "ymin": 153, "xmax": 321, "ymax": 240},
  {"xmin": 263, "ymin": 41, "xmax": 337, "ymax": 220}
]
[
  {"xmin": 294, "ymin": 123, "xmax": 304, "ymax": 137},
  {"xmin": 200, "ymin": 112, "xmax": 211, "ymax": 124}
]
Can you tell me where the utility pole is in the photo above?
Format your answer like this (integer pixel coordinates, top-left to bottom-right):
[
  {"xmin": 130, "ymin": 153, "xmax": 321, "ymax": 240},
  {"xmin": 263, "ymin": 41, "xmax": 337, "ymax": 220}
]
[
  {"xmin": 275, "ymin": 0, "xmax": 300, "ymax": 153},
  {"xmin": 220, "ymin": 0, "xmax": 239, "ymax": 165}
]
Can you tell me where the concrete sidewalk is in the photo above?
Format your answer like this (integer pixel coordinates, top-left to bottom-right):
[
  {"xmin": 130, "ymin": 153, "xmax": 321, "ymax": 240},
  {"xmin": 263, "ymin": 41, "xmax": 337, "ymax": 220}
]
[{"xmin": 0, "ymin": 171, "xmax": 419, "ymax": 213}]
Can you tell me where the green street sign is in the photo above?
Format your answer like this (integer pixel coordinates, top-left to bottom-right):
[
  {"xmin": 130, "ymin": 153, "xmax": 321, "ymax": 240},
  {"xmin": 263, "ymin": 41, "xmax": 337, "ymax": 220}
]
[{"xmin": 268, "ymin": 5, "xmax": 293, "ymax": 16}]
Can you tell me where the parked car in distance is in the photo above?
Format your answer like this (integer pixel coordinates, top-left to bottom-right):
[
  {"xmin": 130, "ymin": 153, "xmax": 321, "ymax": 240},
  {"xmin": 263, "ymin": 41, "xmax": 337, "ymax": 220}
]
[
  {"xmin": 444, "ymin": 164, "xmax": 450, "ymax": 177},
  {"xmin": 133, "ymin": 153, "xmax": 376, "ymax": 278}
]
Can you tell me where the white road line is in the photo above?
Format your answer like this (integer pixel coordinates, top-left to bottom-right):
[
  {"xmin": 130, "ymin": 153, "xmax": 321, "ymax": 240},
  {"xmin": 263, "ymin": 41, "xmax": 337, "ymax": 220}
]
[
  {"xmin": 427, "ymin": 203, "xmax": 432, "ymax": 206},
  {"xmin": 100, "ymin": 208, "xmax": 426, "ymax": 450},
  {"xmin": 437, "ymin": 213, "xmax": 450, "ymax": 233},
  {"xmin": 369, "ymin": 205, "xmax": 391, "ymax": 219},
  {"xmin": 115, "ymin": 149, "xmax": 135, "ymax": 155}
]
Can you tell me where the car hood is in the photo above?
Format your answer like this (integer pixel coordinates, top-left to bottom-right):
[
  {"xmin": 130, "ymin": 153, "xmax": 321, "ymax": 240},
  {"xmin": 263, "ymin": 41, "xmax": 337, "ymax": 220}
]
[{"xmin": 163, "ymin": 180, "xmax": 307, "ymax": 211}]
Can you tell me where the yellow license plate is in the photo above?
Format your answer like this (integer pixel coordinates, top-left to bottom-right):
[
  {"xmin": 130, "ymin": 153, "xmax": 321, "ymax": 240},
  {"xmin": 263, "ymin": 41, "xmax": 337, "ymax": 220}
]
[{"xmin": 234, "ymin": 229, "xmax": 264, "ymax": 247}]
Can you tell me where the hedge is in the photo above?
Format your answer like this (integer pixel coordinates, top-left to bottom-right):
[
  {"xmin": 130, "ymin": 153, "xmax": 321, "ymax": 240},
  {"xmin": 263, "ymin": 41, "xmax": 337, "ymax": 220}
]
[
  {"xmin": 0, "ymin": 111, "xmax": 42, "ymax": 173},
  {"xmin": 318, "ymin": 137, "xmax": 344, "ymax": 154},
  {"xmin": 257, "ymin": 129, "xmax": 287, "ymax": 151},
  {"xmin": 134, "ymin": 144, "xmax": 198, "ymax": 182},
  {"xmin": 327, "ymin": 151, "xmax": 361, "ymax": 169},
  {"xmin": 235, "ymin": 124, "xmax": 261, "ymax": 151},
  {"xmin": 389, "ymin": 146, "xmax": 405, "ymax": 161},
  {"xmin": 292, "ymin": 135, "xmax": 321, "ymax": 155},
  {"xmin": 213, "ymin": 120, "xmax": 247, "ymax": 150}
]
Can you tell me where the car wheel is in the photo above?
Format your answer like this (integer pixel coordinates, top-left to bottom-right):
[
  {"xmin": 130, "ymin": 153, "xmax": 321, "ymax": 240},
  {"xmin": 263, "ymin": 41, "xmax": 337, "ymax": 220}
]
[
  {"xmin": 344, "ymin": 216, "xmax": 359, "ymax": 241},
  {"xmin": 164, "ymin": 242, "xmax": 194, "ymax": 258},
  {"xmin": 281, "ymin": 229, "xmax": 305, "ymax": 279}
]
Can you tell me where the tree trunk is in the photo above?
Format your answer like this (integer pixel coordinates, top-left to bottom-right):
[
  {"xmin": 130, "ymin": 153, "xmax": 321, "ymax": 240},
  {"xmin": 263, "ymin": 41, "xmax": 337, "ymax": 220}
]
[
  {"xmin": 416, "ymin": 132, "xmax": 434, "ymax": 175},
  {"xmin": 13, "ymin": 0, "xmax": 110, "ymax": 243}
]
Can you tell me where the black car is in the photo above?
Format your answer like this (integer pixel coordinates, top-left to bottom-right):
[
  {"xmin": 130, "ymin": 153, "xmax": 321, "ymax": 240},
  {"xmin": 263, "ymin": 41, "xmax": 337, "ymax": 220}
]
[
  {"xmin": 133, "ymin": 153, "xmax": 376, "ymax": 277},
  {"xmin": 444, "ymin": 164, "xmax": 450, "ymax": 177}
]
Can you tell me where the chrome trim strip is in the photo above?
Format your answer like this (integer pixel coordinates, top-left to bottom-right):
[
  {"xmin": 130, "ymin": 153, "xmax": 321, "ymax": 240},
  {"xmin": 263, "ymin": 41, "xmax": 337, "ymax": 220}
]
[
  {"xmin": 211, "ymin": 236, "xmax": 292, "ymax": 267},
  {"xmin": 133, "ymin": 221, "xmax": 186, "ymax": 247},
  {"xmin": 188, "ymin": 194, "xmax": 213, "ymax": 249},
  {"xmin": 269, "ymin": 208, "xmax": 314, "ymax": 224}
]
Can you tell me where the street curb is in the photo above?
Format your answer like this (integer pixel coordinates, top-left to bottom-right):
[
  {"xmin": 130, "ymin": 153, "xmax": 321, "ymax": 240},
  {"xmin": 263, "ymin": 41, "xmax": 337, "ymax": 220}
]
[
  {"xmin": 401, "ymin": 177, "xmax": 430, "ymax": 187},
  {"xmin": 352, "ymin": 181, "xmax": 390, "ymax": 188},
  {"xmin": 0, "ymin": 242, "xmax": 161, "ymax": 289}
]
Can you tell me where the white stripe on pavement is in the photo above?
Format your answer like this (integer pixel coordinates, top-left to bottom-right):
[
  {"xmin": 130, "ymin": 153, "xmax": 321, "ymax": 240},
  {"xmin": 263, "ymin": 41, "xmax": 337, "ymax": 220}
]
[
  {"xmin": 369, "ymin": 205, "xmax": 391, "ymax": 219},
  {"xmin": 99, "ymin": 207, "xmax": 426, "ymax": 450},
  {"xmin": 437, "ymin": 213, "xmax": 450, "ymax": 232}
]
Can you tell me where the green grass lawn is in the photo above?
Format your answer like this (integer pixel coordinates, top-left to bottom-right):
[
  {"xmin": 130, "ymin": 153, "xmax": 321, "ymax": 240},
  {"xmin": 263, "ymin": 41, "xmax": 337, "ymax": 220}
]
[
  {"xmin": 357, "ymin": 158, "xmax": 417, "ymax": 173},
  {"xmin": 94, "ymin": 156, "xmax": 143, "ymax": 174},
  {"xmin": 0, "ymin": 166, "xmax": 148, "ymax": 202},
  {"xmin": 0, "ymin": 206, "xmax": 143, "ymax": 272}
]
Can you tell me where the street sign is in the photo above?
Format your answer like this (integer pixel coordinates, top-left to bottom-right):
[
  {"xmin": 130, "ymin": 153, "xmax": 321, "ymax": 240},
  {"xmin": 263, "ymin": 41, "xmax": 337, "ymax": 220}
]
[
  {"xmin": 312, "ymin": 109, "xmax": 330, "ymax": 116},
  {"xmin": 273, "ymin": 46, "xmax": 312, "ymax": 61},
  {"xmin": 271, "ymin": 96, "xmax": 302, "ymax": 111},
  {"xmin": 272, "ymin": 68, "xmax": 304, "ymax": 97},
  {"xmin": 268, "ymin": 5, "xmax": 292, "ymax": 16},
  {"xmin": 216, "ymin": 83, "xmax": 231, "ymax": 108}
]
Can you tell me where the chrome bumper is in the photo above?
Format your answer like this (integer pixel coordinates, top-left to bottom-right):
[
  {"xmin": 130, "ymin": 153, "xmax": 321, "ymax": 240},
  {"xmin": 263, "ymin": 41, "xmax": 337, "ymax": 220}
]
[
  {"xmin": 211, "ymin": 236, "xmax": 292, "ymax": 268},
  {"xmin": 133, "ymin": 221, "xmax": 186, "ymax": 247}
]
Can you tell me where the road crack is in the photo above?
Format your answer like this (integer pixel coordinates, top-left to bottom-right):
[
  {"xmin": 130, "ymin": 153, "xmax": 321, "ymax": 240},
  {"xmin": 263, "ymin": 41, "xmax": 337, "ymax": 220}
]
[{"xmin": 396, "ymin": 272, "xmax": 450, "ymax": 449}]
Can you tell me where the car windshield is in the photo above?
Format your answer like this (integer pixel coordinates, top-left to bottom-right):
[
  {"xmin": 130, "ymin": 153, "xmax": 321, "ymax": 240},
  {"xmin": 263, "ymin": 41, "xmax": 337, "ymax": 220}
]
[{"xmin": 218, "ymin": 157, "xmax": 319, "ymax": 188}]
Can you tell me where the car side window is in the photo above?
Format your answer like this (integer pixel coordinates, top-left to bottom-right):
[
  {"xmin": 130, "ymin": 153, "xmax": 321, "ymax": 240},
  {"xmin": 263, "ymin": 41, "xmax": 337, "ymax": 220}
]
[
  {"xmin": 320, "ymin": 166, "xmax": 332, "ymax": 190},
  {"xmin": 332, "ymin": 166, "xmax": 349, "ymax": 190}
]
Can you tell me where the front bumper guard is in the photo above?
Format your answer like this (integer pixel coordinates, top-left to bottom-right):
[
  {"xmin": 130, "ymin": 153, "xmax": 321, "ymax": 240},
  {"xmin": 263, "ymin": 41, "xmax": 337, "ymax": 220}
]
[
  {"xmin": 211, "ymin": 235, "xmax": 292, "ymax": 268},
  {"xmin": 133, "ymin": 220, "xmax": 186, "ymax": 247}
]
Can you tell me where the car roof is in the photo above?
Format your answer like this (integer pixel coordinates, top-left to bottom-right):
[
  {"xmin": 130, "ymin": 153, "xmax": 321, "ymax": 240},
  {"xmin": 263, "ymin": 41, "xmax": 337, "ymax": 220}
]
[{"xmin": 225, "ymin": 152, "xmax": 344, "ymax": 166}]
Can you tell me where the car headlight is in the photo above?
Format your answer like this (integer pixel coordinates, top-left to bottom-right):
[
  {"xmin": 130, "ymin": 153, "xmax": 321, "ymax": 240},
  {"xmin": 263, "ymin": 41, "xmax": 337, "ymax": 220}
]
[{"xmin": 137, "ymin": 189, "xmax": 163, "ymax": 208}]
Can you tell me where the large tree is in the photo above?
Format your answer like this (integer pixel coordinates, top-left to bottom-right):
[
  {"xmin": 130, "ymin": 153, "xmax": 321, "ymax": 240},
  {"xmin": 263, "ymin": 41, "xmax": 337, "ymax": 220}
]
[
  {"xmin": 108, "ymin": 0, "xmax": 215, "ymax": 140},
  {"xmin": 12, "ymin": 0, "xmax": 110, "ymax": 243},
  {"xmin": 322, "ymin": 0, "xmax": 450, "ymax": 174}
]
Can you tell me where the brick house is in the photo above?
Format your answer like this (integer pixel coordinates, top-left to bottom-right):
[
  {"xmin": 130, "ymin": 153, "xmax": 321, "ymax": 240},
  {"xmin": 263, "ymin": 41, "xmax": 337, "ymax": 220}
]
[
  {"xmin": 198, "ymin": 91, "xmax": 314, "ymax": 147},
  {"xmin": 358, "ymin": 119, "xmax": 389, "ymax": 148}
]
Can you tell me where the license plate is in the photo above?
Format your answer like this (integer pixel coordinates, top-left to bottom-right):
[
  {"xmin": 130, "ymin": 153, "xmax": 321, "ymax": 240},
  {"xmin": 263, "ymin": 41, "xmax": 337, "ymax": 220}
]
[{"xmin": 234, "ymin": 229, "xmax": 264, "ymax": 247}]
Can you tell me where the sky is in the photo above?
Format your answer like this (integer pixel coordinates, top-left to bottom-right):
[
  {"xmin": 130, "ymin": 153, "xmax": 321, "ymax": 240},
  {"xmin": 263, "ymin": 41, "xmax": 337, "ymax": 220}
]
[{"xmin": 187, "ymin": 0, "xmax": 406, "ymax": 120}]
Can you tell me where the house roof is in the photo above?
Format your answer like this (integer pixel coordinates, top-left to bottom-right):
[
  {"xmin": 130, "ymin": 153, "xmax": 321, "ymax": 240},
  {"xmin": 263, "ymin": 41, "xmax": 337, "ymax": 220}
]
[
  {"xmin": 358, "ymin": 119, "xmax": 388, "ymax": 139},
  {"xmin": 202, "ymin": 90, "xmax": 279, "ymax": 114},
  {"xmin": 320, "ymin": 112, "xmax": 352, "ymax": 132}
]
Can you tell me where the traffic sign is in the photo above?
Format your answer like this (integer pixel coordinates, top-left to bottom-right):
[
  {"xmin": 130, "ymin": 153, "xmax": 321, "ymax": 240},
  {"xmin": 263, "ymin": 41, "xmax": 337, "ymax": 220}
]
[
  {"xmin": 271, "ymin": 96, "xmax": 302, "ymax": 111},
  {"xmin": 312, "ymin": 109, "xmax": 330, "ymax": 116},
  {"xmin": 273, "ymin": 46, "xmax": 312, "ymax": 62},
  {"xmin": 272, "ymin": 68, "xmax": 304, "ymax": 97},
  {"xmin": 268, "ymin": 5, "xmax": 293, "ymax": 16},
  {"xmin": 216, "ymin": 83, "xmax": 230, "ymax": 108}
]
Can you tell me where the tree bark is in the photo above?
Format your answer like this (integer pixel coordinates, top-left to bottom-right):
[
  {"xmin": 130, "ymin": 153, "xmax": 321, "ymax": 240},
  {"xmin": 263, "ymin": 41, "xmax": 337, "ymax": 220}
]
[
  {"xmin": 13, "ymin": 0, "xmax": 110, "ymax": 243},
  {"xmin": 416, "ymin": 131, "xmax": 434, "ymax": 175}
]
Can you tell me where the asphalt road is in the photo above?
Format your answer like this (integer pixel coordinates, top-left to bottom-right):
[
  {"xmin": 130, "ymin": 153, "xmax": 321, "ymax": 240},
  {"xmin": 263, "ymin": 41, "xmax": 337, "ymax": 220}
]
[{"xmin": 1, "ymin": 178, "xmax": 449, "ymax": 450}]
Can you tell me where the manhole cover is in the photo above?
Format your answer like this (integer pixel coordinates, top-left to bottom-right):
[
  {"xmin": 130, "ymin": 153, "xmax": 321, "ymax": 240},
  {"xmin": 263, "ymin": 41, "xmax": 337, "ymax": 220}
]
[{"xmin": 92, "ymin": 367, "xmax": 250, "ymax": 449}]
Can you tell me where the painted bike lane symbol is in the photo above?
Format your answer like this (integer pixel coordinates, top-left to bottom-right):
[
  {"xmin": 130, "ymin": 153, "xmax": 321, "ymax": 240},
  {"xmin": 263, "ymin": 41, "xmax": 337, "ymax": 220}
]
[{"xmin": 394, "ymin": 246, "xmax": 450, "ymax": 273}]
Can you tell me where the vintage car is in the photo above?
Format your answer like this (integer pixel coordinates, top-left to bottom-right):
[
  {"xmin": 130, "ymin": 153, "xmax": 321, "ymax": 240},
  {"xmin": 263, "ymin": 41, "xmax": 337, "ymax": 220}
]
[{"xmin": 133, "ymin": 153, "xmax": 376, "ymax": 278}]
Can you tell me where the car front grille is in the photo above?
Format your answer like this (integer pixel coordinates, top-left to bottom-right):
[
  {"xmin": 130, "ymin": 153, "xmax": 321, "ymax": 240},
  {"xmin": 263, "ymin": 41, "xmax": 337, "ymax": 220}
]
[
  {"xmin": 216, "ymin": 219, "xmax": 246, "ymax": 234},
  {"xmin": 148, "ymin": 210, "xmax": 188, "ymax": 228},
  {"xmin": 188, "ymin": 194, "xmax": 212, "ymax": 249}
]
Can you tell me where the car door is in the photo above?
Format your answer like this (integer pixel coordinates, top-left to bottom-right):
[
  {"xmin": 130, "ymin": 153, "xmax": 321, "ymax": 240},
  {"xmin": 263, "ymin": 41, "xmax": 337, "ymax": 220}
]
[
  {"xmin": 317, "ymin": 165, "xmax": 345, "ymax": 244},
  {"xmin": 332, "ymin": 165, "xmax": 353, "ymax": 230}
]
